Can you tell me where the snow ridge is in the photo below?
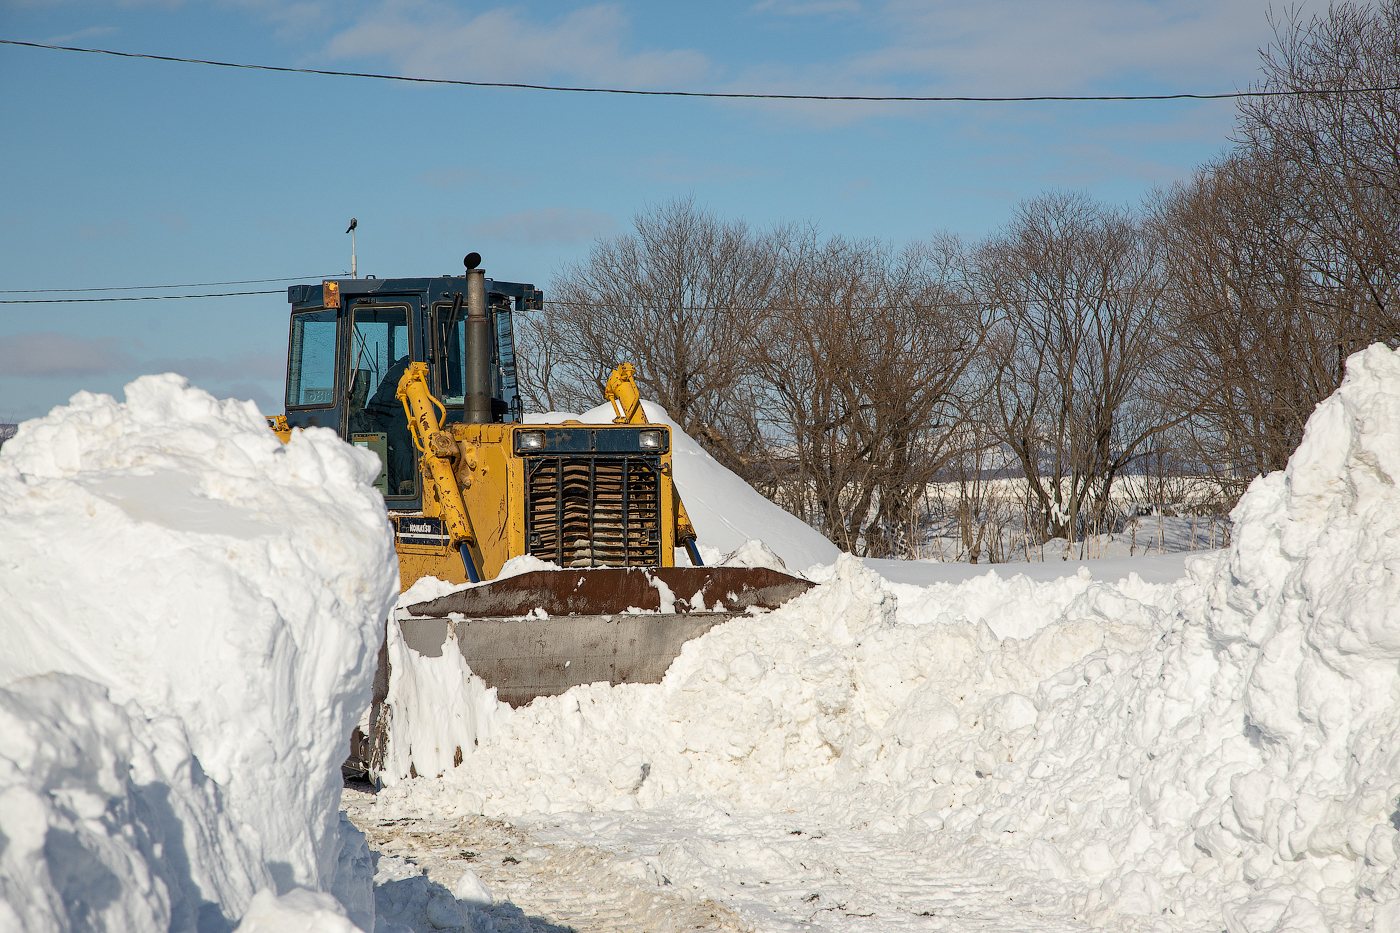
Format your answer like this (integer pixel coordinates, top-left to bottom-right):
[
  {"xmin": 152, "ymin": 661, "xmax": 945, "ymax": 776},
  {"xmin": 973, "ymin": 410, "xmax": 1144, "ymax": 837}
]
[{"xmin": 379, "ymin": 345, "xmax": 1400, "ymax": 931}]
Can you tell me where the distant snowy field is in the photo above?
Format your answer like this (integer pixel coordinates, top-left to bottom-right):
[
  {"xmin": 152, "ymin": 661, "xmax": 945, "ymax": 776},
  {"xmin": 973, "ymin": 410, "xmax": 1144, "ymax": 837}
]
[{"xmin": 7, "ymin": 345, "xmax": 1400, "ymax": 932}]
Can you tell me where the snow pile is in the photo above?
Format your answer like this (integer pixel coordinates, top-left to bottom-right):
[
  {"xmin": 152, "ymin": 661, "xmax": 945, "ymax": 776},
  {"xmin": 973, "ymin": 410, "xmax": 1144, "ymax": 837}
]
[
  {"xmin": 943, "ymin": 339, "xmax": 1400, "ymax": 931},
  {"xmin": 527, "ymin": 401, "xmax": 841, "ymax": 573},
  {"xmin": 0, "ymin": 673, "xmax": 248, "ymax": 932},
  {"xmin": 376, "ymin": 555, "xmax": 1170, "ymax": 815},
  {"xmin": 713, "ymin": 538, "xmax": 789, "ymax": 571},
  {"xmin": 394, "ymin": 554, "xmax": 563, "ymax": 609},
  {"xmin": 0, "ymin": 375, "xmax": 398, "ymax": 930},
  {"xmin": 227, "ymin": 888, "xmax": 364, "ymax": 933},
  {"xmin": 377, "ymin": 616, "xmax": 506, "ymax": 786},
  {"xmin": 378, "ymin": 344, "xmax": 1400, "ymax": 930}
]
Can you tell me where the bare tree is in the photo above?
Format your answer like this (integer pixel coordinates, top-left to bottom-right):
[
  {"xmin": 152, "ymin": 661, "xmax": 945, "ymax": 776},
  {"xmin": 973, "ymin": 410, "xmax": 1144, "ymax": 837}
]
[
  {"xmin": 1150, "ymin": 2, "xmax": 1400, "ymax": 504},
  {"xmin": 976, "ymin": 192, "xmax": 1173, "ymax": 544},
  {"xmin": 746, "ymin": 231, "xmax": 989, "ymax": 557},
  {"xmin": 517, "ymin": 197, "xmax": 778, "ymax": 476},
  {"xmin": 1152, "ymin": 153, "xmax": 1338, "ymax": 500},
  {"xmin": 1238, "ymin": 1, "xmax": 1400, "ymax": 345}
]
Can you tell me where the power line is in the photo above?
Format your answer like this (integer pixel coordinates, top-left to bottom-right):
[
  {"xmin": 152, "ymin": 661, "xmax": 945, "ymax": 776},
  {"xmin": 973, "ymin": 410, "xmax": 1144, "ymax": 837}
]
[
  {"xmin": 0, "ymin": 289, "xmax": 284, "ymax": 304},
  {"xmin": 5, "ymin": 39, "xmax": 1398, "ymax": 103},
  {"xmin": 0, "ymin": 290, "xmax": 1055, "ymax": 310},
  {"xmin": 0, "ymin": 274, "xmax": 339, "ymax": 295}
]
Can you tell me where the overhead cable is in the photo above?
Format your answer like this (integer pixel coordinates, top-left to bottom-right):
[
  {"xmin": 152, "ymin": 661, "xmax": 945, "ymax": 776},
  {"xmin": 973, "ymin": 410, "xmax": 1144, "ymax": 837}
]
[
  {"xmin": 0, "ymin": 289, "xmax": 284, "ymax": 304},
  {"xmin": 0, "ymin": 274, "xmax": 340, "ymax": 295},
  {"xmin": 4, "ymin": 39, "xmax": 1398, "ymax": 103}
]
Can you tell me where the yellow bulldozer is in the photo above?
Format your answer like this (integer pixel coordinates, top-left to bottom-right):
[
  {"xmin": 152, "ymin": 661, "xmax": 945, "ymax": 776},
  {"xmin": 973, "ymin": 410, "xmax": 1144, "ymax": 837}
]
[{"xmin": 272, "ymin": 255, "xmax": 810, "ymax": 776}]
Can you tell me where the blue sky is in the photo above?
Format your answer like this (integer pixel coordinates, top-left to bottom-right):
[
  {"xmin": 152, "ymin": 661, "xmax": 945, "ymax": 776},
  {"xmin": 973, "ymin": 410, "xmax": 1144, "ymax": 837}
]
[{"xmin": 2, "ymin": 0, "xmax": 1286, "ymax": 420}]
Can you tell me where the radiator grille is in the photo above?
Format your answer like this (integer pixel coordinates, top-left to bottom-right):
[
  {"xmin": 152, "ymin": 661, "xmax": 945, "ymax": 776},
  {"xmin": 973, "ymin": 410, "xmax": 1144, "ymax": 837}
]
[{"xmin": 525, "ymin": 456, "xmax": 662, "ymax": 567}]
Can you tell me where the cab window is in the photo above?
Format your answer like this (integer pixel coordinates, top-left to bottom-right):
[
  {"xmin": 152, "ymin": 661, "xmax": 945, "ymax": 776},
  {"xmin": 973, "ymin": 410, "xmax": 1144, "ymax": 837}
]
[
  {"xmin": 286, "ymin": 309, "xmax": 338, "ymax": 407},
  {"xmin": 433, "ymin": 301, "xmax": 467, "ymax": 405},
  {"xmin": 347, "ymin": 306, "xmax": 416, "ymax": 498}
]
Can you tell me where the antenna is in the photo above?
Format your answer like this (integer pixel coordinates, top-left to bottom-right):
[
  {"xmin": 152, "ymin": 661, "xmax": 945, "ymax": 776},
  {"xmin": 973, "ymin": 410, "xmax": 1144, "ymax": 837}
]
[{"xmin": 346, "ymin": 218, "xmax": 358, "ymax": 278}]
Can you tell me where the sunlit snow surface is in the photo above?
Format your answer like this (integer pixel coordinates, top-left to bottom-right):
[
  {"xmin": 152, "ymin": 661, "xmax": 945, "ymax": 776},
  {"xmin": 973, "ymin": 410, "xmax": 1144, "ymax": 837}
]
[
  {"xmin": 0, "ymin": 374, "xmax": 399, "ymax": 932},
  {"xmin": 373, "ymin": 345, "xmax": 1400, "ymax": 932}
]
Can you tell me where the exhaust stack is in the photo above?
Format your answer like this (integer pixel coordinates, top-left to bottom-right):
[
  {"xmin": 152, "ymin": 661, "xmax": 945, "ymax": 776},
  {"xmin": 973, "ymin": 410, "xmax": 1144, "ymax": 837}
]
[{"xmin": 463, "ymin": 261, "xmax": 492, "ymax": 424}]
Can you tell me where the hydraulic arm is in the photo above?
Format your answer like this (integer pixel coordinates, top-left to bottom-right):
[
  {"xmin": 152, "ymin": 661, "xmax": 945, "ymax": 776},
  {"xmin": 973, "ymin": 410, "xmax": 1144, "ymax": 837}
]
[
  {"xmin": 605, "ymin": 363, "xmax": 704, "ymax": 567},
  {"xmin": 397, "ymin": 362, "xmax": 482, "ymax": 582}
]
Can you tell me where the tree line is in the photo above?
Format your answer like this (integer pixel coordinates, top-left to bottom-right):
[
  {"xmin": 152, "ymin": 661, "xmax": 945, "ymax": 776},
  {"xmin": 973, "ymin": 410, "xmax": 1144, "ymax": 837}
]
[{"xmin": 516, "ymin": 1, "xmax": 1400, "ymax": 560}]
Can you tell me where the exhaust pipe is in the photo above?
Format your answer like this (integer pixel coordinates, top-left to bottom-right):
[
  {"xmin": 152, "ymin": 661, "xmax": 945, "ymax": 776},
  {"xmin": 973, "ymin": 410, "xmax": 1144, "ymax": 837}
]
[{"xmin": 464, "ymin": 267, "xmax": 492, "ymax": 424}]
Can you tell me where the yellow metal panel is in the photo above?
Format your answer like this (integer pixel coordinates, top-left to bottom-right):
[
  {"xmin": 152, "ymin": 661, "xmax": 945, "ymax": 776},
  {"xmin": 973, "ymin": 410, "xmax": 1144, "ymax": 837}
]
[
  {"xmin": 448, "ymin": 422, "xmax": 521, "ymax": 580},
  {"xmin": 399, "ymin": 404, "xmax": 685, "ymax": 583},
  {"xmin": 504, "ymin": 443, "xmax": 526, "ymax": 564},
  {"xmin": 659, "ymin": 453, "xmax": 677, "ymax": 566},
  {"xmin": 396, "ymin": 546, "xmax": 466, "ymax": 591}
]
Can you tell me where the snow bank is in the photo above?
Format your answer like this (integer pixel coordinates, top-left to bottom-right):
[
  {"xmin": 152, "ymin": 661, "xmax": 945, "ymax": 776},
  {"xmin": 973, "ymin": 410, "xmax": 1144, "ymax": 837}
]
[
  {"xmin": 377, "ymin": 617, "xmax": 507, "ymax": 787},
  {"xmin": 527, "ymin": 400, "xmax": 841, "ymax": 573},
  {"xmin": 0, "ymin": 375, "xmax": 398, "ymax": 929},
  {"xmin": 379, "ymin": 345, "xmax": 1400, "ymax": 930}
]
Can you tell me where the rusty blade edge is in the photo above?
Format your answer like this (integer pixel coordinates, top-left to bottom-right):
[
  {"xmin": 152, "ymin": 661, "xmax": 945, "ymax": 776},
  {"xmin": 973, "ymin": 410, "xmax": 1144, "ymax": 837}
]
[{"xmin": 406, "ymin": 567, "xmax": 813, "ymax": 618}]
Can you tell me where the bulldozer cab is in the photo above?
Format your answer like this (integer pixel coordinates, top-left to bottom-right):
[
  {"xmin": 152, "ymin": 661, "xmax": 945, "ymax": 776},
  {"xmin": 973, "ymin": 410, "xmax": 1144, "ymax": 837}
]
[{"xmin": 282, "ymin": 272, "xmax": 541, "ymax": 511}]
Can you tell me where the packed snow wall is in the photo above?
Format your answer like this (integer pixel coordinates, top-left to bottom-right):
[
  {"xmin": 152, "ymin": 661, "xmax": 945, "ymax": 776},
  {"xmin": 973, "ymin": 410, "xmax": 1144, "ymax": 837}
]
[
  {"xmin": 0, "ymin": 375, "xmax": 400, "ymax": 931},
  {"xmin": 380, "ymin": 344, "xmax": 1400, "ymax": 931}
]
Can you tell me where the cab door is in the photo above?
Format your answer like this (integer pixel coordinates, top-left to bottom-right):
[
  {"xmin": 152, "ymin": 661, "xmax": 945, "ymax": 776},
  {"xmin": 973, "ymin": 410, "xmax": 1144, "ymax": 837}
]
[{"xmin": 345, "ymin": 296, "xmax": 420, "ymax": 505}]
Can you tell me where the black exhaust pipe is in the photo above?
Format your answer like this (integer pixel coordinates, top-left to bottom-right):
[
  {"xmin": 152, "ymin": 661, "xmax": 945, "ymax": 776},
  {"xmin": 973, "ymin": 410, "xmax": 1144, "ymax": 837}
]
[{"xmin": 463, "ymin": 266, "xmax": 492, "ymax": 424}]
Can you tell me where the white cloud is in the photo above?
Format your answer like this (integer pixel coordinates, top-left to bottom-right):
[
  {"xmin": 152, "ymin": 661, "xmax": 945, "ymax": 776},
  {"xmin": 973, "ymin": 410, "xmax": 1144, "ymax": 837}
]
[
  {"xmin": 0, "ymin": 333, "xmax": 134, "ymax": 378},
  {"xmin": 45, "ymin": 25, "xmax": 119, "ymax": 44},
  {"xmin": 220, "ymin": 0, "xmax": 340, "ymax": 35},
  {"xmin": 467, "ymin": 207, "xmax": 617, "ymax": 245},
  {"xmin": 850, "ymin": 0, "xmax": 1277, "ymax": 96},
  {"xmin": 694, "ymin": 0, "xmax": 1277, "ymax": 130},
  {"xmin": 752, "ymin": 0, "xmax": 862, "ymax": 16},
  {"xmin": 322, "ymin": 2, "xmax": 710, "ymax": 88},
  {"xmin": 142, "ymin": 351, "xmax": 285, "ymax": 383},
  {"xmin": 0, "ymin": 335, "xmax": 285, "ymax": 410}
]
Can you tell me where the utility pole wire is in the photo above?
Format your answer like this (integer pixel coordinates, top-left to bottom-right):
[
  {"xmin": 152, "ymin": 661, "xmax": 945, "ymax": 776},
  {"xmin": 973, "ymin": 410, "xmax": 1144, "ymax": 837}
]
[
  {"xmin": 0, "ymin": 290, "xmax": 284, "ymax": 304},
  {"xmin": 4, "ymin": 39, "xmax": 1399, "ymax": 103},
  {"xmin": 0, "ymin": 275, "xmax": 340, "ymax": 295}
]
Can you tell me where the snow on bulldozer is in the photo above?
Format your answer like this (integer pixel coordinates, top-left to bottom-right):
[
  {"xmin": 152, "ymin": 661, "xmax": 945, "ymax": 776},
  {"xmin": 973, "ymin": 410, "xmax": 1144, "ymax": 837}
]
[{"xmin": 269, "ymin": 256, "xmax": 813, "ymax": 779}]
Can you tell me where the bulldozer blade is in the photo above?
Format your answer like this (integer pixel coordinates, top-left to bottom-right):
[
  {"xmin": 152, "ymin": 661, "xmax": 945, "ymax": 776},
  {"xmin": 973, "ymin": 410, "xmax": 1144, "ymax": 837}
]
[
  {"xmin": 397, "ymin": 611, "xmax": 738, "ymax": 708},
  {"xmin": 389, "ymin": 567, "xmax": 814, "ymax": 709},
  {"xmin": 341, "ymin": 567, "xmax": 816, "ymax": 775},
  {"xmin": 405, "ymin": 566, "xmax": 813, "ymax": 619}
]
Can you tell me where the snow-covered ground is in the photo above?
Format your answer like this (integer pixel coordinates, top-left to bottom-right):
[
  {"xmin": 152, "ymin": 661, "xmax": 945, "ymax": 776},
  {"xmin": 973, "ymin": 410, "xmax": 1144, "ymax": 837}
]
[
  {"xmin": 367, "ymin": 344, "xmax": 1400, "ymax": 932},
  {"xmin": 7, "ymin": 344, "xmax": 1400, "ymax": 932}
]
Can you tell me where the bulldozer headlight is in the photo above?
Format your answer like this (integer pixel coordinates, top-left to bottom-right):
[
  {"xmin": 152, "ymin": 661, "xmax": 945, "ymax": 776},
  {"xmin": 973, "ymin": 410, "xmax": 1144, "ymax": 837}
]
[
  {"xmin": 517, "ymin": 431, "xmax": 545, "ymax": 451},
  {"xmin": 639, "ymin": 430, "xmax": 662, "ymax": 449}
]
